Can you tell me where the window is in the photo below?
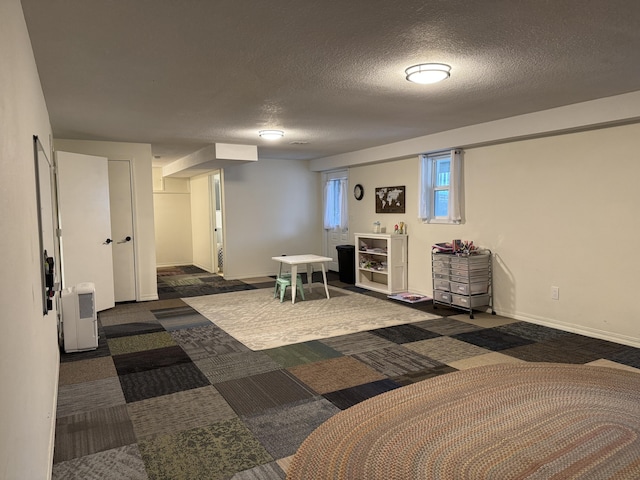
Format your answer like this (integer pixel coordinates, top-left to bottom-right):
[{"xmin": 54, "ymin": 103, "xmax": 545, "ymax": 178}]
[
  {"xmin": 323, "ymin": 177, "xmax": 348, "ymax": 230},
  {"xmin": 418, "ymin": 149, "xmax": 463, "ymax": 223}
]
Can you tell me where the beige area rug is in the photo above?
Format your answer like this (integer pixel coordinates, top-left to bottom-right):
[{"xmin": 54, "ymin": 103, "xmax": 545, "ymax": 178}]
[
  {"xmin": 287, "ymin": 363, "xmax": 640, "ymax": 480},
  {"xmin": 183, "ymin": 284, "xmax": 440, "ymax": 350}
]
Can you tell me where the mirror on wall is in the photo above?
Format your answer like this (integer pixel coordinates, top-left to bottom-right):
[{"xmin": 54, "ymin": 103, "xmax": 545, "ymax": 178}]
[{"xmin": 33, "ymin": 135, "xmax": 60, "ymax": 314}]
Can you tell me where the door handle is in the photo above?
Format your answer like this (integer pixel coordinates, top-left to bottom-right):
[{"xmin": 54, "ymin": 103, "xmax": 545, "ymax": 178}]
[
  {"xmin": 104, "ymin": 238, "xmax": 112, "ymax": 245},
  {"xmin": 117, "ymin": 236, "xmax": 132, "ymax": 244}
]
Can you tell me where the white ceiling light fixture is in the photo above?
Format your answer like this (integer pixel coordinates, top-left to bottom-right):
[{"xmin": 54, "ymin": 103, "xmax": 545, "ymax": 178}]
[
  {"xmin": 405, "ymin": 63, "xmax": 451, "ymax": 84},
  {"xmin": 258, "ymin": 129, "xmax": 284, "ymax": 140}
]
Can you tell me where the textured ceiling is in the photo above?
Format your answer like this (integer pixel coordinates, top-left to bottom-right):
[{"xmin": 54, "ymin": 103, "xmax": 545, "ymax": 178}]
[{"xmin": 20, "ymin": 0, "xmax": 640, "ymax": 166}]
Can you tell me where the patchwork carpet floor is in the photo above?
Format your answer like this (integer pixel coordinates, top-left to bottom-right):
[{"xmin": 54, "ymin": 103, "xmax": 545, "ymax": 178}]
[
  {"xmin": 184, "ymin": 284, "xmax": 441, "ymax": 350},
  {"xmin": 52, "ymin": 267, "xmax": 640, "ymax": 479}
]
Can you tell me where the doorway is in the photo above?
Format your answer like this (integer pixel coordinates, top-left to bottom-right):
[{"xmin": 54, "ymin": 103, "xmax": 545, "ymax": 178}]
[{"xmin": 210, "ymin": 172, "xmax": 224, "ymax": 274}]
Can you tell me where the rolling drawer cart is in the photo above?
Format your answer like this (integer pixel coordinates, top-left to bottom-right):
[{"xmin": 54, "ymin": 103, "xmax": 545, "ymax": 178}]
[{"xmin": 431, "ymin": 249, "xmax": 495, "ymax": 319}]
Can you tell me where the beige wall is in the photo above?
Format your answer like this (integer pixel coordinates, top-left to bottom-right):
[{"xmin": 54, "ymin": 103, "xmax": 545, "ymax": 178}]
[
  {"xmin": 223, "ymin": 158, "xmax": 322, "ymax": 279},
  {"xmin": 0, "ymin": 1, "xmax": 59, "ymax": 477},
  {"xmin": 349, "ymin": 123, "xmax": 640, "ymax": 347},
  {"xmin": 153, "ymin": 159, "xmax": 321, "ymax": 279},
  {"xmin": 54, "ymin": 139, "xmax": 158, "ymax": 301},
  {"xmin": 153, "ymin": 170, "xmax": 193, "ymax": 267}
]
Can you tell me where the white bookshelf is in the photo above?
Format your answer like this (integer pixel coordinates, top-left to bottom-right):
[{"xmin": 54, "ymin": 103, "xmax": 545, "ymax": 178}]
[{"xmin": 354, "ymin": 233, "xmax": 408, "ymax": 294}]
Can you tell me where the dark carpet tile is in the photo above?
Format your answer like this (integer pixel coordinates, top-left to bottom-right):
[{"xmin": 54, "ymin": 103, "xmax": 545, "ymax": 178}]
[
  {"xmin": 370, "ymin": 323, "xmax": 442, "ymax": 344},
  {"xmin": 262, "ymin": 341, "xmax": 344, "ymax": 368},
  {"xmin": 232, "ymin": 462, "xmax": 286, "ymax": 480},
  {"xmin": 150, "ymin": 305, "xmax": 200, "ymax": 319},
  {"xmin": 501, "ymin": 338, "xmax": 605, "ymax": 364},
  {"xmin": 323, "ymin": 379, "xmax": 402, "ymax": 410},
  {"xmin": 138, "ymin": 418, "xmax": 272, "ymax": 480},
  {"xmin": 127, "ymin": 386, "xmax": 237, "ymax": 441},
  {"xmin": 606, "ymin": 345, "xmax": 640, "ymax": 369},
  {"xmin": 54, "ymin": 404, "xmax": 136, "ymax": 463},
  {"xmin": 56, "ymin": 377, "xmax": 125, "ymax": 418},
  {"xmin": 52, "ymin": 444, "xmax": 148, "ymax": 480},
  {"xmin": 194, "ymin": 350, "xmax": 283, "ymax": 384},
  {"xmin": 391, "ymin": 364, "xmax": 459, "ymax": 386},
  {"xmin": 452, "ymin": 328, "xmax": 535, "ymax": 351},
  {"xmin": 250, "ymin": 281, "xmax": 280, "ymax": 290},
  {"xmin": 179, "ymin": 265, "xmax": 210, "ymax": 275},
  {"xmin": 319, "ymin": 331, "xmax": 397, "ymax": 356},
  {"xmin": 173, "ymin": 282, "xmax": 256, "ymax": 297},
  {"xmin": 102, "ymin": 321, "xmax": 165, "ymax": 339},
  {"xmin": 399, "ymin": 300, "xmax": 461, "ymax": 316},
  {"xmin": 198, "ymin": 276, "xmax": 223, "ymax": 283},
  {"xmin": 59, "ymin": 326, "xmax": 111, "ymax": 363},
  {"xmin": 242, "ymin": 397, "xmax": 340, "ymax": 459},
  {"xmin": 412, "ymin": 317, "xmax": 485, "ymax": 336},
  {"xmin": 156, "ymin": 287, "xmax": 180, "ymax": 300},
  {"xmin": 119, "ymin": 363, "xmax": 211, "ymax": 403},
  {"xmin": 214, "ymin": 370, "xmax": 316, "ymax": 416},
  {"xmin": 568, "ymin": 334, "xmax": 632, "ymax": 357},
  {"xmin": 112, "ymin": 345, "xmax": 192, "ymax": 376},
  {"xmin": 171, "ymin": 324, "xmax": 250, "ymax": 359},
  {"xmin": 150, "ymin": 305, "xmax": 212, "ymax": 331},
  {"xmin": 494, "ymin": 322, "xmax": 575, "ymax": 343},
  {"xmin": 352, "ymin": 345, "xmax": 445, "ymax": 377}
]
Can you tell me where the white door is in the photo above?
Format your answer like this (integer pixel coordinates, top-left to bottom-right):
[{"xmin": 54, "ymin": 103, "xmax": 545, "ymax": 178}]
[
  {"xmin": 108, "ymin": 160, "xmax": 136, "ymax": 302},
  {"xmin": 323, "ymin": 170, "xmax": 349, "ymax": 272},
  {"xmin": 56, "ymin": 151, "xmax": 115, "ymax": 312}
]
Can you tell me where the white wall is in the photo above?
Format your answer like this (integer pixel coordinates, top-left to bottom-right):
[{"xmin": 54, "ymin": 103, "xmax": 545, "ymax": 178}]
[
  {"xmin": 0, "ymin": 1, "xmax": 59, "ymax": 477},
  {"xmin": 54, "ymin": 139, "xmax": 158, "ymax": 301},
  {"xmin": 190, "ymin": 174, "xmax": 214, "ymax": 272},
  {"xmin": 153, "ymin": 170, "xmax": 193, "ymax": 267},
  {"xmin": 222, "ymin": 158, "xmax": 322, "ymax": 279},
  {"xmin": 349, "ymin": 123, "xmax": 640, "ymax": 347}
]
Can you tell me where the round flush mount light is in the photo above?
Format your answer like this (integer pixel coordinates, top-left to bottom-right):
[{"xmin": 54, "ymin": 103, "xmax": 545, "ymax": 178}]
[
  {"xmin": 258, "ymin": 130, "xmax": 284, "ymax": 140},
  {"xmin": 405, "ymin": 63, "xmax": 451, "ymax": 84}
]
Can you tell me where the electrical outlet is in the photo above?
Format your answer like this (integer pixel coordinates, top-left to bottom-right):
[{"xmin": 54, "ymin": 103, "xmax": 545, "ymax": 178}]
[{"xmin": 551, "ymin": 286, "xmax": 559, "ymax": 300}]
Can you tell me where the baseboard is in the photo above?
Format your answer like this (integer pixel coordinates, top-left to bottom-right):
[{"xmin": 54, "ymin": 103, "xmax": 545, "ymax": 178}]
[
  {"xmin": 156, "ymin": 262, "xmax": 192, "ymax": 268},
  {"xmin": 138, "ymin": 293, "xmax": 159, "ymax": 302},
  {"xmin": 47, "ymin": 348, "xmax": 60, "ymax": 480},
  {"xmin": 494, "ymin": 309, "xmax": 640, "ymax": 349}
]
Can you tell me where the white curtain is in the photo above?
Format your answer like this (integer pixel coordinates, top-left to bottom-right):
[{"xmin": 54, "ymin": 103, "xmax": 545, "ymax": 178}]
[
  {"xmin": 323, "ymin": 178, "xmax": 348, "ymax": 230},
  {"xmin": 418, "ymin": 154, "xmax": 432, "ymax": 222},
  {"xmin": 448, "ymin": 149, "xmax": 463, "ymax": 223},
  {"xmin": 418, "ymin": 149, "xmax": 463, "ymax": 224}
]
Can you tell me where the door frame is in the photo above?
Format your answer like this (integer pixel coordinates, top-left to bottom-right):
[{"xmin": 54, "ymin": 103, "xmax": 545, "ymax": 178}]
[{"xmin": 108, "ymin": 158, "xmax": 138, "ymax": 302}]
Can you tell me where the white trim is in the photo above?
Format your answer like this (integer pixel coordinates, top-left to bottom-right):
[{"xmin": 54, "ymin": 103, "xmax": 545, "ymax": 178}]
[
  {"xmin": 492, "ymin": 309, "xmax": 640, "ymax": 349},
  {"xmin": 46, "ymin": 349, "xmax": 60, "ymax": 480},
  {"xmin": 138, "ymin": 293, "xmax": 160, "ymax": 301}
]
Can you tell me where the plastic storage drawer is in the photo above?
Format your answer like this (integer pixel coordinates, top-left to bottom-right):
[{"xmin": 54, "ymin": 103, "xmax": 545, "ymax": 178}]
[
  {"xmin": 450, "ymin": 273, "xmax": 490, "ymax": 284},
  {"xmin": 451, "ymin": 293, "xmax": 490, "ymax": 308},
  {"xmin": 434, "ymin": 279, "xmax": 450, "ymax": 291},
  {"xmin": 450, "ymin": 281, "xmax": 489, "ymax": 295},
  {"xmin": 434, "ymin": 290, "xmax": 451, "ymax": 303}
]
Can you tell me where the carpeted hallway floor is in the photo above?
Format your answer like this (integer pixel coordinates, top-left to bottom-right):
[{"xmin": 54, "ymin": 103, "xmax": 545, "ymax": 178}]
[{"xmin": 52, "ymin": 266, "xmax": 640, "ymax": 479}]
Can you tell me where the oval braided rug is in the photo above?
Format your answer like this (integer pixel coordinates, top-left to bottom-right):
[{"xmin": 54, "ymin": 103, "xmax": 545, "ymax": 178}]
[{"xmin": 287, "ymin": 363, "xmax": 640, "ymax": 479}]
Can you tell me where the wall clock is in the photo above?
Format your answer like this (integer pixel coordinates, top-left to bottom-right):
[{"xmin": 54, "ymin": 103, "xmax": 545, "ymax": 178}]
[{"xmin": 354, "ymin": 184, "xmax": 364, "ymax": 201}]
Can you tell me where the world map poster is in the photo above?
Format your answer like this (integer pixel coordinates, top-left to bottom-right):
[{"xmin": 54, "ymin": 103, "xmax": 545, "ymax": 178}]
[{"xmin": 375, "ymin": 186, "xmax": 405, "ymax": 213}]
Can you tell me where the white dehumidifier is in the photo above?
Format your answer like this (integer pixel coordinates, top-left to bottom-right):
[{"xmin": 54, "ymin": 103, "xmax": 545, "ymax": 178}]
[{"xmin": 61, "ymin": 282, "xmax": 98, "ymax": 353}]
